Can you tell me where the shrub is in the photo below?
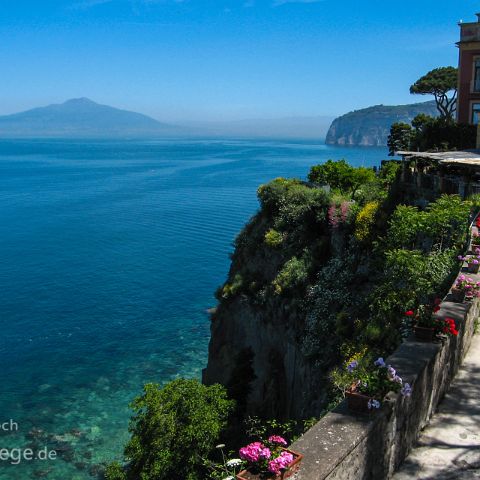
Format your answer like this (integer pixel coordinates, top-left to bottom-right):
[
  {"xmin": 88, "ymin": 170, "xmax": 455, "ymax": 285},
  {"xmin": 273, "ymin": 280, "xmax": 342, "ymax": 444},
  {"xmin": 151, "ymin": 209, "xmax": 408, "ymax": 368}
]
[
  {"xmin": 354, "ymin": 201, "xmax": 380, "ymax": 241},
  {"xmin": 257, "ymin": 178, "xmax": 330, "ymax": 232},
  {"xmin": 113, "ymin": 379, "xmax": 235, "ymax": 480},
  {"xmin": 272, "ymin": 256, "xmax": 309, "ymax": 295},
  {"xmin": 378, "ymin": 161, "xmax": 401, "ymax": 186},
  {"xmin": 425, "ymin": 194, "xmax": 470, "ymax": 250},
  {"xmin": 385, "ymin": 205, "xmax": 427, "ymax": 250},
  {"xmin": 105, "ymin": 463, "xmax": 127, "ymax": 480},
  {"xmin": 264, "ymin": 229, "xmax": 283, "ymax": 248},
  {"xmin": 385, "ymin": 195, "xmax": 470, "ymax": 252},
  {"xmin": 308, "ymin": 160, "xmax": 376, "ymax": 200},
  {"xmin": 221, "ymin": 274, "xmax": 244, "ymax": 299},
  {"xmin": 257, "ymin": 178, "xmax": 302, "ymax": 214}
]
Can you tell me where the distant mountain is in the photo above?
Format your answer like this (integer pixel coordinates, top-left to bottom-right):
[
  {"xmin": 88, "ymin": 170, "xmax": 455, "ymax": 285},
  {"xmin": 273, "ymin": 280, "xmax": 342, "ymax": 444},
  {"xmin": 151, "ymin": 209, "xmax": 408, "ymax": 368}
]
[
  {"xmin": 0, "ymin": 98, "xmax": 179, "ymax": 138},
  {"xmin": 325, "ymin": 101, "xmax": 439, "ymax": 147}
]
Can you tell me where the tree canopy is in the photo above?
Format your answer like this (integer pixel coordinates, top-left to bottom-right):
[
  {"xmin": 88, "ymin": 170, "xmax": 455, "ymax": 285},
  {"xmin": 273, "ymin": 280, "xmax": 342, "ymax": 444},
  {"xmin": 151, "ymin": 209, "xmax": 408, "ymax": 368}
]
[
  {"xmin": 106, "ymin": 379, "xmax": 235, "ymax": 480},
  {"xmin": 409, "ymin": 67, "xmax": 458, "ymax": 121},
  {"xmin": 308, "ymin": 159, "xmax": 376, "ymax": 199},
  {"xmin": 387, "ymin": 122, "xmax": 412, "ymax": 156}
]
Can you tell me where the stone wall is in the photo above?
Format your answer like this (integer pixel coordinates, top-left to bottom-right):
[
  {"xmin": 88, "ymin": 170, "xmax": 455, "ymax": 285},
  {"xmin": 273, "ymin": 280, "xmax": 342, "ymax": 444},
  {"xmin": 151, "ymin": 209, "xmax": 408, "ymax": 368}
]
[{"xmin": 291, "ymin": 277, "xmax": 479, "ymax": 479}]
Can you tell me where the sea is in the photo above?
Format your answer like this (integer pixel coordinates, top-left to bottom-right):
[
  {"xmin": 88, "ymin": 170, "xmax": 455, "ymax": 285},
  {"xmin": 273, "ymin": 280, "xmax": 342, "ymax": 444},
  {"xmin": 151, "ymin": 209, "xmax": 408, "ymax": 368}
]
[{"xmin": 0, "ymin": 138, "xmax": 386, "ymax": 479}]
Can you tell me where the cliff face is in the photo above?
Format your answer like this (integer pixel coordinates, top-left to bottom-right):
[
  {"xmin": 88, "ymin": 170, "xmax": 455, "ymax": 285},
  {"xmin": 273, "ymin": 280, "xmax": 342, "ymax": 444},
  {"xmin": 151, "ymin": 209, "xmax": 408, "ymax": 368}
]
[
  {"xmin": 325, "ymin": 101, "xmax": 438, "ymax": 146},
  {"xmin": 203, "ymin": 179, "xmax": 345, "ymax": 420},
  {"xmin": 204, "ymin": 294, "xmax": 324, "ymax": 419}
]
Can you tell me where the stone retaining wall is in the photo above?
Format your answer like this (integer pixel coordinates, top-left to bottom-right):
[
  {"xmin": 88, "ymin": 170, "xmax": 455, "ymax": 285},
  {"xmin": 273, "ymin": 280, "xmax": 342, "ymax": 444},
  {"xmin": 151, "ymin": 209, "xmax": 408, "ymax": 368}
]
[{"xmin": 291, "ymin": 263, "xmax": 479, "ymax": 479}]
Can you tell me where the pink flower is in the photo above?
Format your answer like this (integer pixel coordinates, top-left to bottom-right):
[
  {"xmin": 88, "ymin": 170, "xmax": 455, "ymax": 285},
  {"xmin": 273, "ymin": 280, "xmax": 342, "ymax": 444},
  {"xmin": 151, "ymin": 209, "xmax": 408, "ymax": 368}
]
[
  {"xmin": 340, "ymin": 201, "xmax": 350, "ymax": 222},
  {"xmin": 268, "ymin": 435, "xmax": 288, "ymax": 447},
  {"xmin": 260, "ymin": 447, "xmax": 271, "ymax": 460},
  {"xmin": 328, "ymin": 205, "xmax": 339, "ymax": 228},
  {"xmin": 239, "ymin": 442, "xmax": 267, "ymax": 463},
  {"xmin": 268, "ymin": 451, "xmax": 294, "ymax": 474}
]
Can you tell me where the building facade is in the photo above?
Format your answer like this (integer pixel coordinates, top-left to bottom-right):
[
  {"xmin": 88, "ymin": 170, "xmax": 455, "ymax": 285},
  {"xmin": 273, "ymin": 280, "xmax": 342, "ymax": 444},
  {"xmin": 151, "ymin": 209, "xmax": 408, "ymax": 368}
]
[{"xmin": 457, "ymin": 14, "xmax": 480, "ymax": 125}]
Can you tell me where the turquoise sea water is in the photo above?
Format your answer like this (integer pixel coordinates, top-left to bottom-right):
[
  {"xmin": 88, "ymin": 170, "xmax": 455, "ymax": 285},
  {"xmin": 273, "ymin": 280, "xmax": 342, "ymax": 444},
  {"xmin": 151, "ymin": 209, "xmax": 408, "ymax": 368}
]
[{"xmin": 0, "ymin": 138, "xmax": 386, "ymax": 479}]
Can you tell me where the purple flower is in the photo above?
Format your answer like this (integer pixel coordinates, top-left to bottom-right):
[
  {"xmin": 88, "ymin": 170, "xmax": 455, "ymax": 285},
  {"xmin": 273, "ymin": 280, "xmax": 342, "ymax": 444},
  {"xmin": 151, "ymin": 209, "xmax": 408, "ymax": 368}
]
[
  {"xmin": 347, "ymin": 360, "xmax": 358, "ymax": 373},
  {"xmin": 393, "ymin": 375, "xmax": 403, "ymax": 385},
  {"xmin": 368, "ymin": 399, "xmax": 381, "ymax": 410},
  {"xmin": 401, "ymin": 383, "xmax": 412, "ymax": 397},
  {"xmin": 374, "ymin": 357, "xmax": 386, "ymax": 367},
  {"xmin": 387, "ymin": 366, "xmax": 396, "ymax": 379}
]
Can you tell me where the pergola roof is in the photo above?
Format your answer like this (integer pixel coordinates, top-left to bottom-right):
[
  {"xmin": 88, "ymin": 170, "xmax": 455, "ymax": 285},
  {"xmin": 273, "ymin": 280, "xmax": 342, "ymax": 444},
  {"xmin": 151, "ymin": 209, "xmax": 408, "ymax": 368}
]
[{"xmin": 397, "ymin": 150, "xmax": 480, "ymax": 166}]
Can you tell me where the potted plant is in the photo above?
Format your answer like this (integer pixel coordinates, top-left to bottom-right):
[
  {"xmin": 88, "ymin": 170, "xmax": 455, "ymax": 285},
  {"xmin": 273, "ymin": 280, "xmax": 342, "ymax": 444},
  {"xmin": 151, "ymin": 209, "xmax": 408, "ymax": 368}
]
[
  {"xmin": 471, "ymin": 232, "xmax": 480, "ymax": 252},
  {"xmin": 459, "ymin": 249, "xmax": 480, "ymax": 274},
  {"xmin": 331, "ymin": 356, "xmax": 412, "ymax": 413},
  {"xmin": 236, "ymin": 436, "xmax": 303, "ymax": 480},
  {"xmin": 405, "ymin": 299, "xmax": 440, "ymax": 341},
  {"xmin": 406, "ymin": 301, "xmax": 459, "ymax": 341},
  {"xmin": 451, "ymin": 275, "xmax": 476, "ymax": 302}
]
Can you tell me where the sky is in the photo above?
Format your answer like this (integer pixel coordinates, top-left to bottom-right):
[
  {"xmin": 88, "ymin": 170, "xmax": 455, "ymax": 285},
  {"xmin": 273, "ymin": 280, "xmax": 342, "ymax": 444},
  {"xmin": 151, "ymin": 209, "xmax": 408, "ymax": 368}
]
[{"xmin": 0, "ymin": 0, "xmax": 478, "ymax": 122}]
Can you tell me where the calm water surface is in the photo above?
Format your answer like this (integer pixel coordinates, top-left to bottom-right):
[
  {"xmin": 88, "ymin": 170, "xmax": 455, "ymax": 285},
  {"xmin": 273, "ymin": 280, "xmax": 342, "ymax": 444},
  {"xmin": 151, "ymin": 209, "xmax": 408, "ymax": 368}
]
[{"xmin": 0, "ymin": 138, "xmax": 386, "ymax": 479}]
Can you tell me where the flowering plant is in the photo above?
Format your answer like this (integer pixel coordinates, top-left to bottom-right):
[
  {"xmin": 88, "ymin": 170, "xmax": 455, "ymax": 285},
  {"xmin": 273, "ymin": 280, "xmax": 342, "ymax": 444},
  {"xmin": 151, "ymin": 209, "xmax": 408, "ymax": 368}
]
[
  {"xmin": 405, "ymin": 302, "xmax": 459, "ymax": 336},
  {"xmin": 238, "ymin": 436, "xmax": 295, "ymax": 477},
  {"xmin": 459, "ymin": 247, "xmax": 480, "ymax": 264},
  {"xmin": 472, "ymin": 230, "xmax": 480, "ymax": 245},
  {"xmin": 328, "ymin": 201, "xmax": 351, "ymax": 229},
  {"xmin": 454, "ymin": 275, "xmax": 480, "ymax": 297},
  {"xmin": 442, "ymin": 318, "xmax": 459, "ymax": 336},
  {"xmin": 204, "ymin": 444, "xmax": 245, "ymax": 480},
  {"xmin": 331, "ymin": 355, "xmax": 412, "ymax": 410},
  {"xmin": 405, "ymin": 298, "xmax": 441, "ymax": 329}
]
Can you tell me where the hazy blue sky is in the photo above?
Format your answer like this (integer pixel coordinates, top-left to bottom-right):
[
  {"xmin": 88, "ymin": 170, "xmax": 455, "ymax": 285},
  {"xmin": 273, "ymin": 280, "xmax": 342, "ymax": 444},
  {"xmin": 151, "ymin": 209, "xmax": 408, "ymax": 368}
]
[{"xmin": 0, "ymin": 1, "xmax": 478, "ymax": 121}]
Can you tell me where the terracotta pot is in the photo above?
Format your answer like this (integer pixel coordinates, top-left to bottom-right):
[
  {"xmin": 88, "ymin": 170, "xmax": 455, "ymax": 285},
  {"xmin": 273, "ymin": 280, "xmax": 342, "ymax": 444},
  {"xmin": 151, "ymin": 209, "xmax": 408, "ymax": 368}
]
[
  {"xmin": 468, "ymin": 262, "xmax": 480, "ymax": 274},
  {"xmin": 414, "ymin": 325, "xmax": 435, "ymax": 342},
  {"xmin": 236, "ymin": 450, "xmax": 303, "ymax": 480},
  {"xmin": 345, "ymin": 390, "xmax": 374, "ymax": 413},
  {"xmin": 451, "ymin": 287, "xmax": 465, "ymax": 303}
]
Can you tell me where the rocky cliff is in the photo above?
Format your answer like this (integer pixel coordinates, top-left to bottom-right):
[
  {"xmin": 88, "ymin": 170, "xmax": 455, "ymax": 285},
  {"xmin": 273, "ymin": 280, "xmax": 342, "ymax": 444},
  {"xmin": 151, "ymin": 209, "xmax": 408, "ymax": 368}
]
[
  {"xmin": 325, "ymin": 101, "xmax": 438, "ymax": 146},
  {"xmin": 203, "ymin": 179, "xmax": 334, "ymax": 420}
]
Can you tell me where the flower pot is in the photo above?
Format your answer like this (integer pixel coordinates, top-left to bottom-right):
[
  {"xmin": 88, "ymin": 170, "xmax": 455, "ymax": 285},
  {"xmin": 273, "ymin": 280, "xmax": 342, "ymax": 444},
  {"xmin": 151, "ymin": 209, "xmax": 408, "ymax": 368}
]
[
  {"xmin": 414, "ymin": 325, "xmax": 435, "ymax": 342},
  {"xmin": 345, "ymin": 390, "xmax": 374, "ymax": 413},
  {"xmin": 468, "ymin": 262, "xmax": 480, "ymax": 274},
  {"xmin": 451, "ymin": 287, "xmax": 465, "ymax": 303},
  {"xmin": 236, "ymin": 450, "xmax": 303, "ymax": 480}
]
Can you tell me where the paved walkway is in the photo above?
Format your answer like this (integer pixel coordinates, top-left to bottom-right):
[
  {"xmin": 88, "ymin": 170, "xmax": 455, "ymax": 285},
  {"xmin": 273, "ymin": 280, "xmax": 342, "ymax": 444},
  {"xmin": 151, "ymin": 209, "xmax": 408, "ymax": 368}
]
[{"xmin": 393, "ymin": 334, "xmax": 480, "ymax": 480}]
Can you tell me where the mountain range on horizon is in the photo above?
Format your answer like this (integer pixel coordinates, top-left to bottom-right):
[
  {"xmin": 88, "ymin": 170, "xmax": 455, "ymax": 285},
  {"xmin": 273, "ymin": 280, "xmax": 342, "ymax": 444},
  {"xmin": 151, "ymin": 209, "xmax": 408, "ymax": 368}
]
[
  {"xmin": 0, "ymin": 98, "xmax": 439, "ymax": 142},
  {"xmin": 0, "ymin": 98, "xmax": 336, "ymax": 139},
  {"xmin": 0, "ymin": 98, "xmax": 179, "ymax": 138}
]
